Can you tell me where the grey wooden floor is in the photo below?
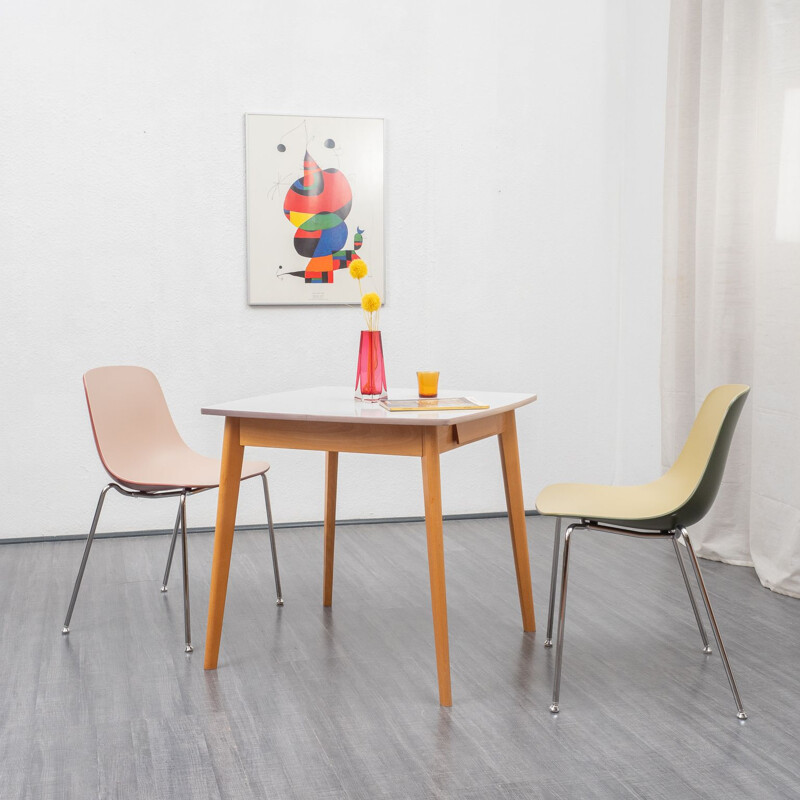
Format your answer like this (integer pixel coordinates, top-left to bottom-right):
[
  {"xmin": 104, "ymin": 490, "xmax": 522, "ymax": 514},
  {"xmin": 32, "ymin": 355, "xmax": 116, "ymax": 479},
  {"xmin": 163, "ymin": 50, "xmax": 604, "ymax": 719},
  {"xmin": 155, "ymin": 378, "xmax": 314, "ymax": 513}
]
[{"xmin": 1, "ymin": 514, "xmax": 799, "ymax": 799}]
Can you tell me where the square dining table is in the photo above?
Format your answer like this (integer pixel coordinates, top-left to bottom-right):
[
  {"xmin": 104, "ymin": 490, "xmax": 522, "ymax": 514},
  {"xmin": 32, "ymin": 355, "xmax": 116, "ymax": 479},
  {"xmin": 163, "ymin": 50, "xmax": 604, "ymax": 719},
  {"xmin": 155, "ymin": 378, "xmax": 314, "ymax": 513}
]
[{"xmin": 201, "ymin": 386, "xmax": 537, "ymax": 706}]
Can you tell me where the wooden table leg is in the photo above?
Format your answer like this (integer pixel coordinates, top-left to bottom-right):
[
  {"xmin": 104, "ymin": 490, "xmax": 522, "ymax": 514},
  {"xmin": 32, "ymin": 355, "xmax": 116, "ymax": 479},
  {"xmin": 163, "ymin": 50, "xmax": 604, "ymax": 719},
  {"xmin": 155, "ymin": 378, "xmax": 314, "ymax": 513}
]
[
  {"xmin": 498, "ymin": 411, "xmax": 536, "ymax": 632},
  {"xmin": 421, "ymin": 428, "xmax": 452, "ymax": 707},
  {"xmin": 323, "ymin": 451, "xmax": 338, "ymax": 607},
  {"xmin": 204, "ymin": 417, "xmax": 245, "ymax": 670}
]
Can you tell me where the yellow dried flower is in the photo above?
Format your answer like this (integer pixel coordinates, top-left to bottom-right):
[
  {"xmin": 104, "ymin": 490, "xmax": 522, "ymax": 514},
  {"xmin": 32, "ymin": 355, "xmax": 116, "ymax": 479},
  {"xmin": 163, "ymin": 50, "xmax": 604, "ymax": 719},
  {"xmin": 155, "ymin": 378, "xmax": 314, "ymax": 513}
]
[
  {"xmin": 349, "ymin": 259, "xmax": 368, "ymax": 279},
  {"xmin": 361, "ymin": 292, "xmax": 381, "ymax": 313}
]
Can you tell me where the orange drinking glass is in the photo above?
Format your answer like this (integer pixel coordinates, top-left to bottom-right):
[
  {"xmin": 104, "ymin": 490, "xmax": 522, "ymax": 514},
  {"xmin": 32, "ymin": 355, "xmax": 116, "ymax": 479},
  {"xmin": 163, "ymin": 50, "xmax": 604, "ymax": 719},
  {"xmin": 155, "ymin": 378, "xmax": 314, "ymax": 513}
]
[{"xmin": 416, "ymin": 371, "xmax": 439, "ymax": 398}]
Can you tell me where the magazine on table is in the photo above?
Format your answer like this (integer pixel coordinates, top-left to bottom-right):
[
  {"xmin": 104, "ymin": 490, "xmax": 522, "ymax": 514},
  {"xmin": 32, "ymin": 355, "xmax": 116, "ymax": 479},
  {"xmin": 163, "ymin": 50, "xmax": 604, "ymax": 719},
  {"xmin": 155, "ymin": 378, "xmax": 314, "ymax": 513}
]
[{"xmin": 379, "ymin": 397, "xmax": 490, "ymax": 412}]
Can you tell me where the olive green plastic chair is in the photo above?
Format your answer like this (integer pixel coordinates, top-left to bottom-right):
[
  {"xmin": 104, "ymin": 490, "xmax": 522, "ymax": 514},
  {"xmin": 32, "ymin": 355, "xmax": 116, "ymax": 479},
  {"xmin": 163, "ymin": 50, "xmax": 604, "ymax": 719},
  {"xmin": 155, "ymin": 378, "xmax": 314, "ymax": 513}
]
[
  {"xmin": 537, "ymin": 384, "xmax": 750, "ymax": 719},
  {"xmin": 62, "ymin": 366, "xmax": 283, "ymax": 653}
]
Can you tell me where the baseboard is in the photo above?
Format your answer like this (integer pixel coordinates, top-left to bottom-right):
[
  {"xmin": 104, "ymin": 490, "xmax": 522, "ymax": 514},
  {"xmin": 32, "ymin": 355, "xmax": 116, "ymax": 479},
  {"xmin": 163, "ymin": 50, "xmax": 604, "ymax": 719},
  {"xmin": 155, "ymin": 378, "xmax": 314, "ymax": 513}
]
[{"xmin": 0, "ymin": 509, "xmax": 540, "ymax": 545}]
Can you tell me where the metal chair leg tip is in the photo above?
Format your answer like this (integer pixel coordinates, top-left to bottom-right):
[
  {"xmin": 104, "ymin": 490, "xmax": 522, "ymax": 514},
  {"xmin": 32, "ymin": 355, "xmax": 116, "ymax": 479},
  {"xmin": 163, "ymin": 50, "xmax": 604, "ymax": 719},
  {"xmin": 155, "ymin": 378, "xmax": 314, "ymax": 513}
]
[
  {"xmin": 544, "ymin": 639, "xmax": 553, "ymax": 648},
  {"xmin": 61, "ymin": 626, "xmax": 70, "ymax": 635},
  {"xmin": 549, "ymin": 703, "xmax": 560, "ymax": 714},
  {"xmin": 737, "ymin": 711, "xmax": 748, "ymax": 720},
  {"xmin": 184, "ymin": 644, "xmax": 194, "ymax": 654},
  {"xmin": 276, "ymin": 597, "xmax": 284, "ymax": 606},
  {"xmin": 160, "ymin": 585, "xmax": 168, "ymax": 593},
  {"xmin": 703, "ymin": 644, "xmax": 712, "ymax": 654}
]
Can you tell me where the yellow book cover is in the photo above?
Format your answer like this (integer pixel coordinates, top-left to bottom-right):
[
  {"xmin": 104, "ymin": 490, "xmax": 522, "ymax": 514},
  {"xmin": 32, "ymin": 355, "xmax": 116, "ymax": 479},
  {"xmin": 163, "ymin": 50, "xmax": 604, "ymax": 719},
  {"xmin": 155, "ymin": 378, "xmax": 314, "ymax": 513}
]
[{"xmin": 379, "ymin": 397, "xmax": 490, "ymax": 412}]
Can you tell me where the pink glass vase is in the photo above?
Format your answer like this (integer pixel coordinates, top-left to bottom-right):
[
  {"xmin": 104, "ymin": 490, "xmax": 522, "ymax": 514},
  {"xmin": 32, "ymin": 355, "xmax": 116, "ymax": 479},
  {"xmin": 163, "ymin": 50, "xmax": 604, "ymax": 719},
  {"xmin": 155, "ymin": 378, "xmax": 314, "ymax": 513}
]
[{"xmin": 355, "ymin": 330, "xmax": 387, "ymax": 402}]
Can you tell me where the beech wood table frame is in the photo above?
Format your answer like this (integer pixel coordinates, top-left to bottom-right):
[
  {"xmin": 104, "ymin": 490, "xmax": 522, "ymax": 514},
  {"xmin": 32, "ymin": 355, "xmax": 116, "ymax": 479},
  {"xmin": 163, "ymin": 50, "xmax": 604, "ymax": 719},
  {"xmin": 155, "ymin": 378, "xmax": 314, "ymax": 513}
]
[{"xmin": 201, "ymin": 387, "xmax": 537, "ymax": 706}]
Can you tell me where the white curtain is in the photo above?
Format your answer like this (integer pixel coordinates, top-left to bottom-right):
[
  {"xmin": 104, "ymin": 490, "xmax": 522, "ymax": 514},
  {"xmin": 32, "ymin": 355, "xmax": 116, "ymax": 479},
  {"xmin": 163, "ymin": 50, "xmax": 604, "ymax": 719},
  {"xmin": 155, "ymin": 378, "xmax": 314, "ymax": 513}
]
[{"xmin": 662, "ymin": 0, "xmax": 800, "ymax": 597}]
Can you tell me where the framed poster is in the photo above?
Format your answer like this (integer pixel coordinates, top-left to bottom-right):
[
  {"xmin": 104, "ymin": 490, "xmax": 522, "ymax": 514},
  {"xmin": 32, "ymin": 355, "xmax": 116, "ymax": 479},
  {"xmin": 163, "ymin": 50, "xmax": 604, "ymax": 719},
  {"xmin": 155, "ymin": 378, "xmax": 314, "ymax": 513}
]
[{"xmin": 245, "ymin": 114, "xmax": 384, "ymax": 305}]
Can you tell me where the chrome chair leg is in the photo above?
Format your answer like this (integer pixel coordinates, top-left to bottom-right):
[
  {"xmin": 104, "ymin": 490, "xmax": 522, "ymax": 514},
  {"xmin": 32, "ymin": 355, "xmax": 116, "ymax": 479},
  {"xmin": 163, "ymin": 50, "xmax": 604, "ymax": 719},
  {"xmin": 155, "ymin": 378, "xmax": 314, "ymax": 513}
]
[
  {"xmin": 550, "ymin": 522, "xmax": 581, "ymax": 713},
  {"xmin": 180, "ymin": 493, "xmax": 193, "ymax": 653},
  {"xmin": 261, "ymin": 473, "xmax": 284, "ymax": 606},
  {"xmin": 544, "ymin": 517, "xmax": 562, "ymax": 647},
  {"xmin": 680, "ymin": 528, "xmax": 747, "ymax": 720},
  {"xmin": 671, "ymin": 534, "xmax": 711, "ymax": 653},
  {"xmin": 63, "ymin": 484, "xmax": 112, "ymax": 634},
  {"xmin": 160, "ymin": 501, "xmax": 182, "ymax": 592}
]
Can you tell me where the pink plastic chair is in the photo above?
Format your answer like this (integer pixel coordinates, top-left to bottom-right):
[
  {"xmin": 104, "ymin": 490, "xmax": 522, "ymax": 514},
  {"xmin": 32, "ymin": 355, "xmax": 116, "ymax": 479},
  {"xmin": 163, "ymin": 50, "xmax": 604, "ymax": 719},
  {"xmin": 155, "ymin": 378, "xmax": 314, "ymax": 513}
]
[{"xmin": 62, "ymin": 366, "xmax": 283, "ymax": 652}]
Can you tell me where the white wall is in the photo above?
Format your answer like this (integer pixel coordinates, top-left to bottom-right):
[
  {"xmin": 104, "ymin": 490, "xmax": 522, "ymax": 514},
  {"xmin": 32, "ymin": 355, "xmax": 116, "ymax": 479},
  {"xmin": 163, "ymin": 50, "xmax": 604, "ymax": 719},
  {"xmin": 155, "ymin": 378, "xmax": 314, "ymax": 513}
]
[{"xmin": 0, "ymin": 0, "xmax": 669, "ymax": 539}]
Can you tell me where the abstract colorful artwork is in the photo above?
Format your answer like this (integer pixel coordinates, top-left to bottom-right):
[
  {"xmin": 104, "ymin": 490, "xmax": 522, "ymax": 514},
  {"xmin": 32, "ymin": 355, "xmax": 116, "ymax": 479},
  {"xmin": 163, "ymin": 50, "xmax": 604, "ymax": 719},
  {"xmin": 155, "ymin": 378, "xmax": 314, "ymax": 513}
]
[{"xmin": 245, "ymin": 114, "xmax": 384, "ymax": 305}]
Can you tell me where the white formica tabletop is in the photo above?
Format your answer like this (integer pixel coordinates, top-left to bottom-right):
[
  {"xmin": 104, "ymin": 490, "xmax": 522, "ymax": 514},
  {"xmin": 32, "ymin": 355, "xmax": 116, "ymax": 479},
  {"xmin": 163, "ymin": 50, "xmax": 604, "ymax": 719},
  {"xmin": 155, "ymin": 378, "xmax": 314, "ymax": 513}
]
[{"xmin": 202, "ymin": 386, "xmax": 537, "ymax": 426}]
